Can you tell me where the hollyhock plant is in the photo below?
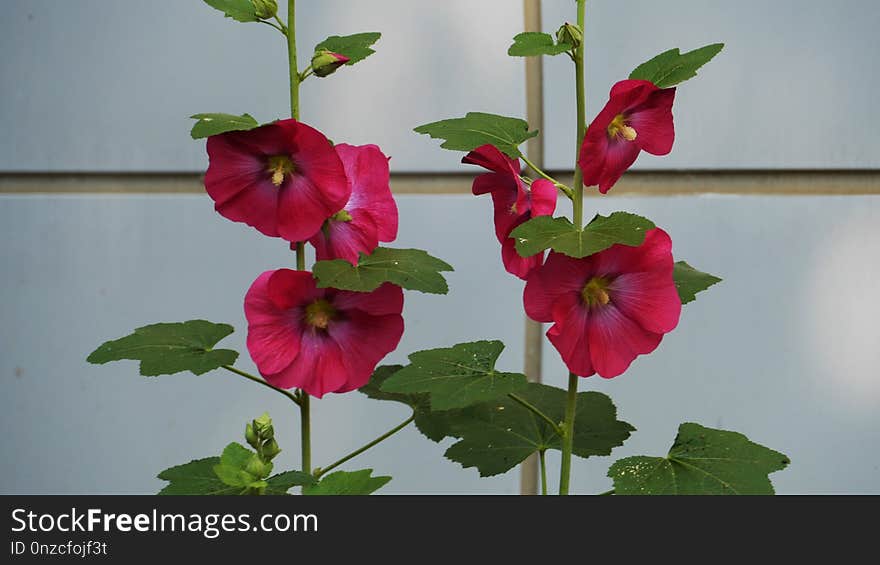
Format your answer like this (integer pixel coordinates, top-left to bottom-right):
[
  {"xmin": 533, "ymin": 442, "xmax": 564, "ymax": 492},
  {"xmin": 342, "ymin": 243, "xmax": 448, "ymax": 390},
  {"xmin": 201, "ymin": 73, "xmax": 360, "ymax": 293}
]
[
  {"xmin": 524, "ymin": 228, "xmax": 681, "ymax": 378},
  {"xmin": 462, "ymin": 144, "xmax": 557, "ymax": 278},
  {"xmin": 244, "ymin": 269, "xmax": 404, "ymax": 398},
  {"xmin": 579, "ymin": 79, "xmax": 676, "ymax": 193},
  {"xmin": 308, "ymin": 143, "xmax": 398, "ymax": 264},
  {"xmin": 204, "ymin": 118, "xmax": 350, "ymax": 242}
]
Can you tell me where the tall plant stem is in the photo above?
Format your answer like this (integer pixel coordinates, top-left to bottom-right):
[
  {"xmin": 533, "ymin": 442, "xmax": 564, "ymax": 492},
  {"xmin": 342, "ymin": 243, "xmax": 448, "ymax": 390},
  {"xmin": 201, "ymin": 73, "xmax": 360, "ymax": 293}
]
[
  {"xmin": 539, "ymin": 450, "xmax": 548, "ymax": 495},
  {"xmin": 558, "ymin": 0, "xmax": 587, "ymax": 496},
  {"xmin": 285, "ymin": 0, "xmax": 310, "ymax": 474}
]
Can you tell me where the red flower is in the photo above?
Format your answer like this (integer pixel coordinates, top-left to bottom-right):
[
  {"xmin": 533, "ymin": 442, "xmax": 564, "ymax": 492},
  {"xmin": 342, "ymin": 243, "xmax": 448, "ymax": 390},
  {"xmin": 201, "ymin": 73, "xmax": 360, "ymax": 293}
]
[
  {"xmin": 523, "ymin": 228, "xmax": 681, "ymax": 378},
  {"xmin": 308, "ymin": 144, "xmax": 398, "ymax": 264},
  {"xmin": 244, "ymin": 269, "xmax": 404, "ymax": 398},
  {"xmin": 462, "ymin": 144, "xmax": 557, "ymax": 279},
  {"xmin": 205, "ymin": 119, "xmax": 350, "ymax": 242},
  {"xmin": 578, "ymin": 79, "xmax": 675, "ymax": 193}
]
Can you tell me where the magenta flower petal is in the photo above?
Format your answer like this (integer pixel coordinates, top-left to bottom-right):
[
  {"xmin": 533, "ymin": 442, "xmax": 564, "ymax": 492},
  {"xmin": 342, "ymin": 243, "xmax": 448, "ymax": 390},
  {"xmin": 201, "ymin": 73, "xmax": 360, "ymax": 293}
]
[
  {"xmin": 205, "ymin": 119, "xmax": 350, "ymax": 243},
  {"xmin": 309, "ymin": 143, "xmax": 398, "ymax": 264},
  {"xmin": 244, "ymin": 269, "xmax": 404, "ymax": 397},
  {"xmin": 463, "ymin": 145, "xmax": 557, "ymax": 279},
  {"xmin": 523, "ymin": 228, "xmax": 681, "ymax": 378},
  {"xmin": 579, "ymin": 79, "xmax": 676, "ymax": 194}
]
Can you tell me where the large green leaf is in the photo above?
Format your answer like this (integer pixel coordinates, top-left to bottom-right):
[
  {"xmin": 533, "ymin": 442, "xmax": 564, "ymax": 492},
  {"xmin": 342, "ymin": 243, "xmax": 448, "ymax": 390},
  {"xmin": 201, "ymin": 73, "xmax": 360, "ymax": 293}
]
[
  {"xmin": 381, "ymin": 341, "xmax": 528, "ymax": 411},
  {"xmin": 87, "ymin": 320, "xmax": 239, "ymax": 376},
  {"xmin": 157, "ymin": 457, "xmax": 240, "ymax": 495},
  {"xmin": 312, "ymin": 247, "xmax": 453, "ymax": 295},
  {"xmin": 507, "ymin": 32, "xmax": 572, "ymax": 57},
  {"xmin": 190, "ymin": 113, "xmax": 259, "ymax": 139},
  {"xmin": 414, "ymin": 112, "xmax": 538, "ymax": 158},
  {"xmin": 608, "ymin": 423, "xmax": 790, "ymax": 495},
  {"xmin": 264, "ymin": 470, "xmax": 317, "ymax": 494},
  {"xmin": 511, "ymin": 213, "xmax": 655, "ymax": 259},
  {"xmin": 202, "ymin": 0, "xmax": 259, "ymax": 23},
  {"xmin": 360, "ymin": 365, "xmax": 459, "ymax": 442},
  {"xmin": 629, "ymin": 44, "xmax": 724, "ymax": 88},
  {"xmin": 303, "ymin": 469, "xmax": 391, "ymax": 495},
  {"xmin": 315, "ymin": 32, "xmax": 381, "ymax": 65},
  {"xmin": 674, "ymin": 261, "xmax": 722, "ymax": 304},
  {"xmin": 444, "ymin": 383, "xmax": 635, "ymax": 477}
]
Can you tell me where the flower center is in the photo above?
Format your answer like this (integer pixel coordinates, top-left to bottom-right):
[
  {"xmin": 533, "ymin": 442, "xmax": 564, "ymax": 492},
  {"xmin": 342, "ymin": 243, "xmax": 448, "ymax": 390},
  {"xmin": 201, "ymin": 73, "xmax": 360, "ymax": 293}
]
[
  {"xmin": 581, "ymin": 277, "xmax": 611, "ymax": 307},
  {"xmin": 266, "ymin": 155, "xmax": 296, "ymax": 187},
  {"xmin": 304, "ymin": 299, "xmax": 337, "ymax": 330},
  {"xmin": 607, "ymin": 114, "xmax": 637, "ymax": 142},
  {"xmin": 331, "ymin": 209, "xmax": 353, "ymax": 223}
]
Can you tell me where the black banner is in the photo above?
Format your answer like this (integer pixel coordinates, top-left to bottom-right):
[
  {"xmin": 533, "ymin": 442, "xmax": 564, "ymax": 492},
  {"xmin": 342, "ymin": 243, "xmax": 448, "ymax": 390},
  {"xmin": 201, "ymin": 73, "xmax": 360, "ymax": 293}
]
[{"xmin": 1, "ymin": 495, "xmax": 871, "ymax": 561}]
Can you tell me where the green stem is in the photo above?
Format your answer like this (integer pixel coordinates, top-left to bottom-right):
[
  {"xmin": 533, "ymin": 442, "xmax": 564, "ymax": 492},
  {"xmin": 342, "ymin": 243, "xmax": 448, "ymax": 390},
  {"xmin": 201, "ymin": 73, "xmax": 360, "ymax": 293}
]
[
  {"xmin": 221, "ymin": 365, "xmax": 300, "ymax": 406},
  {"xmin": 300, "ymin": 393, "xmax": 311, "ymax": 473},
  {"xmin": 259, "ymin": 19, "xmax": 285, "ymax": 35},
  {"xmin": 287, "ymin": 0, "xmax": 299, "ymax": 121},
  {"xmin": 508, "ymin": 393, "xmax": 562, "ymax": 434},
  {"xmin": 520, "ymin": 155, "xmax": 574, "ymax": 199},
  {"xmin": 285, "ymin": 0, "xmax": 310, "ymax": 475},
  {"xmin": 539, "ymin": 450, "xmax": 548, "ymax": 496},
  {"xmin": 314, "ymin": 415, "xmax": 415, "ymax": 479},
  {"xmin": 558, "ymin": 372, "xmax": 579, "ymax": 495},
  {"xmin": 597, "ymin": 488, "xmax": 615, "ymax": 496},
  {"xmin": 557, "ymin": 0, "xmax": 588, "ymax": 498},
  {"xmin": 572, "ymin": 0, "xmax": 587, "ymax": 229}
]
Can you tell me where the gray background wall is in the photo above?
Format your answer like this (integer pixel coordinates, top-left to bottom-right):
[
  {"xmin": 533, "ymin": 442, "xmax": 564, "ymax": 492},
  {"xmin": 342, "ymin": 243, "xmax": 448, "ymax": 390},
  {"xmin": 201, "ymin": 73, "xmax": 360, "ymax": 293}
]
[{"xmin": 1, "ymin": 0, "xmax": 878, "ymax": 494}]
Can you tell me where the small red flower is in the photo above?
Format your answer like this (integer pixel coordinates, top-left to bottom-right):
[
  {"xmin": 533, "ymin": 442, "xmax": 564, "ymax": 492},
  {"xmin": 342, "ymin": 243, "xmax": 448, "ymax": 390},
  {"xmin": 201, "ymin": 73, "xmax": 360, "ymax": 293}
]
[
  {"xmin": 462, "ymin": 144, "xmax": 557, "ymax": 279},
  {"xmin": 308, "ymin": 144, "xmax": 398, "ymax": 264},
  {"xmin": 205, "ymin": 119, "xmax": 350, "ymax": 242},
  {"xmin": 244, "ymin": 269, "xmax": 404, "ymax": 398},
  {"xmin": 523, "ymin": 228, "xmax": 681, "ymax": 378},
  {"xmin": 578, "ymin": 79, "xmax": 675, "ymax": 193}
]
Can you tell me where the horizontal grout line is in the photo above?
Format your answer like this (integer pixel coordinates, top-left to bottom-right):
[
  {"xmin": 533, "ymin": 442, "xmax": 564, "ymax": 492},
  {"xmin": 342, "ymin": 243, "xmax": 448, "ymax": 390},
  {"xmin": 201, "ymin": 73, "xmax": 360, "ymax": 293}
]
[{"xmin": 0, "ymin": 170, "xmax": 878, "ymax": 196}]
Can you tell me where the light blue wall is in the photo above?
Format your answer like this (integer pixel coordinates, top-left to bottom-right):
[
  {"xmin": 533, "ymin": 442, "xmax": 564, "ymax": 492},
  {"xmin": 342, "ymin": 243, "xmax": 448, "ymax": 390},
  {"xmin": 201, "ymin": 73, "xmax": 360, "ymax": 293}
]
[{"xmin": 2, "ymin": 194, "xmax": 879, "ymax": 494}]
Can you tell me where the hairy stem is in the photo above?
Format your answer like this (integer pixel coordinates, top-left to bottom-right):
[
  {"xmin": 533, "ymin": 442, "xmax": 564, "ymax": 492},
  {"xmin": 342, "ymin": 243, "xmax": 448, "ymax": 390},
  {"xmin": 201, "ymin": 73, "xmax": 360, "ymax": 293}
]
[
  {"xmin": 558, "ymin": 372, "xmax": 579, "ymax": 495},
  {"xmin": 221, "ymin": 365, "xmax": 300, "ymax": 406},
  {"xmin": 315, "ymin": 415, "xmax": 415, "ymax": 479}
]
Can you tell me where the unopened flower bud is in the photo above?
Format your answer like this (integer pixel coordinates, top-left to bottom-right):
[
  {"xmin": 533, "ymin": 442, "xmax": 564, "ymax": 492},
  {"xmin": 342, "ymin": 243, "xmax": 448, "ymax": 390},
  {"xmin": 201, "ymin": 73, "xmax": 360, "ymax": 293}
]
[
  {"xmin": 261, "ymin": 438, "xmax": 282, "ymax": 461},
  {"xmin": 245, "ymin": 422, "xmax": 259, "ymax": 449},
  {"xmin": 245, "ymin": 457, "xmax": 272, "ymax": 480},
  {"xmin": 252, "ymin": 0, "xmax": 278, "ymax": 20},
  {"xmin": 556, "ymin": 22, "xmax": 583, "ymax": 49},
  {"xmin": 311, "ymin": 50, "xmax": 350, "ymax": 78}
]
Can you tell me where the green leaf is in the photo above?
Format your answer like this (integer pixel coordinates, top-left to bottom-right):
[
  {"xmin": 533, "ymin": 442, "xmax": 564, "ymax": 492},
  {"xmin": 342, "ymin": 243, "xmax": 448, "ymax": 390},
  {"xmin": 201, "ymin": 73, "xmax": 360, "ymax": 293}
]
[
  {"xmin": 190, "ymin": 113, "xmax": 259, "ymax": 139},
  {"xmin": 414, "ymin": 112, "xmax": 538, "ymax": 158},
  {"xmin": 303, "ymin": 469, "xmax": 391, "ymax": 495},
  {"xmin": 608, "ymin": 423, "xmax": 790, "ymax": 495},
  {"xmin": 511, "ymin": 212, "xmax": 655, "ymax": 259},
  {"xmin": 157, "ymin": 457, "xmax": 241, "ymax": 495},
  {"xmin": 444, "ymin": 383, "xmax": 635, "ymax": 477},
  {"xmin": 315, "ymin": 32, "xmax": 381, "ymax": 65},
  {"xmin": 360, "ymin": 365, "xmax": 458, "ymax": 442},
  {"xmin": 213, "ymin": 442, "xmax": 268, "ymax": 488},
  {"xmin": 629, "ymin": 43, "xmax": 724, "ymax": 88},
  {"xmin": 87, "ymin": 320, "xmax": 239, "ymax": 376},
  {"xmin": 202, "ymin": 0, "xmax": 259, "ymax": 23},
  {"xmin": 674, "ymin": 261, "xmax": 722, "ymax": 304},
  {"xmin": 313, "ymin": 247, "xmax": 453, "ymax": 295},
  {"xmin": 507, "ymin": 32, "xmax": 572, "ymax": 57},
  {"xmin": 380, "ymin": 341, "xmax": 528, "ymax": 411},
  {"xmin": 265, "ymin": 470, "xmax": 317, "ymax": 494}
]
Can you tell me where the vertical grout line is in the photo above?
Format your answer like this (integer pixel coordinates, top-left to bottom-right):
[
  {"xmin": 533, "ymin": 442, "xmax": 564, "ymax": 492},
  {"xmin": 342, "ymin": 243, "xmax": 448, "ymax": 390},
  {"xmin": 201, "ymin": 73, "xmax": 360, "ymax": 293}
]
[{"xmin": 520, "ymin": 0, "xmax": 545, "ymax": 497}]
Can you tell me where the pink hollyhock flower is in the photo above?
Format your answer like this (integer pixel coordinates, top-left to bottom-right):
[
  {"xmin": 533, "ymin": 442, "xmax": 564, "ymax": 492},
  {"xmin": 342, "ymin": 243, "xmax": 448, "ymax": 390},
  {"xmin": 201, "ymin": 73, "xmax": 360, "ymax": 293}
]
[
  {"xmin": 462, "ymin": 144, "xmax": 557, "ymax": 279},
  {"xmin": 205, "ymin": 118, "xmax": 350, "ymax": 242},
  {"xmin": 523, "ymin": 228, "xmax": 681, "ymax": 378},
  {"xmin": 578, "ymin": 79, "xmax": 676, "ymax": 193},
  {"xmin": 244, "ymin": 269, "xmax": 404, "ymax": 398},
  {"xmin": 308, "ymin": 144, "xmax": 398, "ymax": 264}
]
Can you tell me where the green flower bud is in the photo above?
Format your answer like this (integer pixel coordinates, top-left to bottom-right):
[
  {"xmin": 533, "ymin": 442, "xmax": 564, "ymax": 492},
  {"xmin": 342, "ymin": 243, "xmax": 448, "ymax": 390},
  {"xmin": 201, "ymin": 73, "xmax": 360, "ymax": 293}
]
[
  {"xmin": 245, "ymin": 456, "xmax": 272, "ymax": 480},
  {"xmin": 252, "ymin": 0, "xmax": 278, "ymax": 20},
  {"xmin": 261, "ymin": 438, "xmax": 282, "ymax": 461},
  {"xmin": 245, "ymin": 422, "xmax": 259, "ymax": 449},
  {"xmin": 311, "ymin": 50, "xmax": 351, "ymax": 78},
  {"xmin": 556, "ymin": 22, "xmax": 583, "ymax": 49}
]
